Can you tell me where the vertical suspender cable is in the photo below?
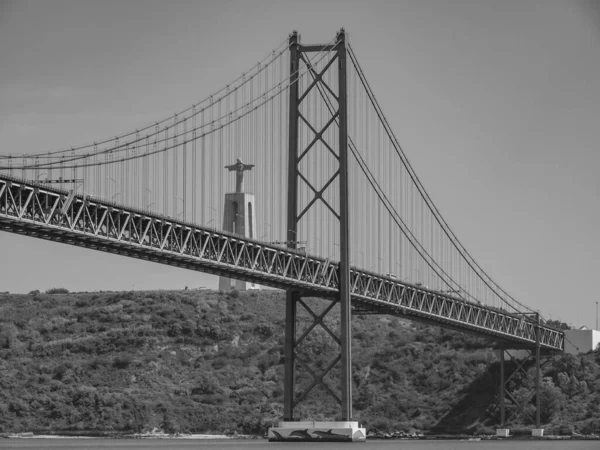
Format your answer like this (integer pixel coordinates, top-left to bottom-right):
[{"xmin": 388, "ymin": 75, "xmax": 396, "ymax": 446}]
[
  {"xmin": 183, "ymin": 118, "xmax": 187, "ymax": 222},
  {"xmin": 192, "ymin": 108, "xmax": 197, "ymax": 224},
  {"xmin": 209, "ymin": 97, "xmax": 214, "ymax": 225},
  {"xmin": 173, "ymin": 115, "xmax": 178, "ymax": 218},
  {"xmin": 164, "ymin": 127, "xmax": 169, "ymax": 215},
  {"xmin": 200, "ymin": 107, "xmax": 205, "ymax": 224}
]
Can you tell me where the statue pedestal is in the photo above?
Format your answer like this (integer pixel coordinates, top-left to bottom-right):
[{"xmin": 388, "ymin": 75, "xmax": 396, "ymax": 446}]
[
  {"xmin": 268, "ymin": 421, "xmax": 366, "ymax": 442},
  {"xmin": 218, "ymin": 192, "xmax": 259, "ymax": 291}
]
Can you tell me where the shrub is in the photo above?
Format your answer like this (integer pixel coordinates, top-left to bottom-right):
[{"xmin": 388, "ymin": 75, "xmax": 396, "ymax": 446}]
[
  {"xmin": 254, "ymin": 324, "xmax": 275, "ymax": 338},
  {"xmin": 75, "ymin": 298, "xmax": 90, "ymax": 308},
  {"xmin": 162, "ymin": 415, "xmax": 181, "ymax": 434},
  {"xmin": 113, "ymin": 354, "xmax": 134, "ymax": 369},
  {"xmin": 89, "ymin": 356, "xmax": 110, "ymax": 369},
  {"xmin": 53, "ymin": 361, "xmax": 73, "ymax": 380},
  {"xmin": 45, "ymin": 287, "xmax": 69, "ymax": 295},
  {"xmin": 191, "ymin": 375, "xmax": 222, "ymax": 396}
]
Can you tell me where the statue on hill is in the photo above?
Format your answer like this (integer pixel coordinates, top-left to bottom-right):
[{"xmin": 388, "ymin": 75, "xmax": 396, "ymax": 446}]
[{"xmin": 225, "ymin": 158, "xmax": 254, "ymax": 193}]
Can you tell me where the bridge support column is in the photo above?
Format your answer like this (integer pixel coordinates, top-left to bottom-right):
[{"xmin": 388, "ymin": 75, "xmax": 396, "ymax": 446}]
[
  {"xmin": 497, "ymin": 348, "xmax": 534, "ymax": 429},
  {"xmin": 496, "ymin": 334, "xmax": 547, "ymax": 438},
  {"xmin": 272, "ymin": 291, "xmax": 365, "ymax": 442},
  {"xmin": 283, "ymin": 291, "xmax": 298, "ymax": 421},
  {"xmin": 533, "ymin": 313, "xmax": 544, "ymax": 437},
  {"xmin": 282, "ymin": 28, "xmax": 300, "ymax": 424},
  {"xmin": 337, "ymin": 27, "xmax": 352, "ymax": 423},
  {"xmin": 497, "ymin": 349, "xmax": 509, "ymax": 437}
]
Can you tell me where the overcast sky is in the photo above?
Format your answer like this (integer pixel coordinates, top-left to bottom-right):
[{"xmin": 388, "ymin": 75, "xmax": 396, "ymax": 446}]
[{"xmin": 1, "ymin": 0, "xmax": 599, "ymax": 328}]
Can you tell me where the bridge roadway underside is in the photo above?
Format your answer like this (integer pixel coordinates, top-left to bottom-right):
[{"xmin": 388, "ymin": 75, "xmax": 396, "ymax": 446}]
[{"xmin": 0, "ymin": 175, "xmax": 564, "ymax": 352}]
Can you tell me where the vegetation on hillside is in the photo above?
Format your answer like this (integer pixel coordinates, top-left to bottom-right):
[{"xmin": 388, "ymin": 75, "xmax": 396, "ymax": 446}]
[{"xmin": 0, "ymin": 289, "xmax": 598, "ymax": 436}]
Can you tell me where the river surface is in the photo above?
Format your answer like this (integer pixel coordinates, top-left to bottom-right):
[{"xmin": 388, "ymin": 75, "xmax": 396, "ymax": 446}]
[{"xmin": 0, "ymin": 439, "xmax": 599, "ymax": 450}]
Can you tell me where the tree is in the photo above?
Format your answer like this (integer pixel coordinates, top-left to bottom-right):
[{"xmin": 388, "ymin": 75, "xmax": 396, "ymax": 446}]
[
  {"xmin": 0, "ymin": 323, "xmax": 18, "ymax": 349},
  {"xmin": 546, "ymin": 319, "xmax": 571, "ymax": 330},
  {"xmin": 539, "ymin": 379, "xmax": 565, "ymax": 423}
]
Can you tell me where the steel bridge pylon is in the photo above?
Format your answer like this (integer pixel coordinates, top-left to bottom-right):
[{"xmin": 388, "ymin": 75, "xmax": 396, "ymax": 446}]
[{"xmin": 270, "ymin": 29, "xmax": 365, "ymax": 442}]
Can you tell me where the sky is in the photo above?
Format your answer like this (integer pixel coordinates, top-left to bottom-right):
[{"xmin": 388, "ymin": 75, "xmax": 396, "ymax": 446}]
[{"xmin": 0, "ymin": 0, "xmax": 599, "ymax": 328}]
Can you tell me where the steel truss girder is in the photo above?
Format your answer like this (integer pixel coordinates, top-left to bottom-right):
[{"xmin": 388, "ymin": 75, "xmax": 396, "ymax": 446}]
[
  {"xmin": 0, "ymin": 174, "xmax": 564, "ymax": 351},
  {"xmin": 0, "ymin": 175, "xmax": 340, "ymax": 291},
  {"xmin": 348, "ymin": 271, "xmax": 563, "ymax": 351}
]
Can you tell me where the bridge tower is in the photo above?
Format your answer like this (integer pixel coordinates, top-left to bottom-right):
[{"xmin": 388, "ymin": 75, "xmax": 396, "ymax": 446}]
[{"xmin": 269, "ymin": 29, "xmax": 365, "ymax": 442}]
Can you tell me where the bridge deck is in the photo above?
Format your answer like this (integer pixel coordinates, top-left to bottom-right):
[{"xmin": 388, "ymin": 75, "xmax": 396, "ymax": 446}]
[{"xmin": 0, "ymin": 175, "xmax": 564, "ymax": 351}]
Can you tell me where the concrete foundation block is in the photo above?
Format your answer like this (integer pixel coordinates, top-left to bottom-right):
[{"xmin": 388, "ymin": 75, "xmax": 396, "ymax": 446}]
[
  {"xmin": 269, "ymin": 421, "xmax": 366, "ymax": 442},
  {"xmin": 496, "ymin": 429, "xmax": 510, "ymax": 437}
]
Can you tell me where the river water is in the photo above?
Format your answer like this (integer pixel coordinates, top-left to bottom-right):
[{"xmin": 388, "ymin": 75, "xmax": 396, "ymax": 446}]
[{"xmin": 0, "ymin": 439, "xmax": 598, "ymax": 450}]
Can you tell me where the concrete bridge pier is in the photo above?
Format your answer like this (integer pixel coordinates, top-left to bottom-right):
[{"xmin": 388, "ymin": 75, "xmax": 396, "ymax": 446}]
[{"xmin": 268, "ymin": 421, "xmax": 366, "ymax": 442}]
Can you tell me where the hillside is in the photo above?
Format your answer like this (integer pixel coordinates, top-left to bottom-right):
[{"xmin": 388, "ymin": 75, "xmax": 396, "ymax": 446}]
[{"xmin": 0, "ymin": 288, "xmax": 599, "ymax": 436}]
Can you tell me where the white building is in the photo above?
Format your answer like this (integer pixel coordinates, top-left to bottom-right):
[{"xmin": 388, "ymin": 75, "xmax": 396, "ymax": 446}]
[{"xmin": 564, "ymin": 327, "xmax": 600, "ymax": 355}]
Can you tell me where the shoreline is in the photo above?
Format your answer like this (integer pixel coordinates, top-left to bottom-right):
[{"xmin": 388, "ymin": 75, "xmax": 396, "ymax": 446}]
[
  {"xmin": 1, "ymin": 432, "xmax": 249, "ymax": 440},
  {"xmin": 0, "ymin": 432, "xmax": 250, "ymax": 440},
  {"xmin": 2, "ymin": 432, "xmax": 599, "ymax": 441}
]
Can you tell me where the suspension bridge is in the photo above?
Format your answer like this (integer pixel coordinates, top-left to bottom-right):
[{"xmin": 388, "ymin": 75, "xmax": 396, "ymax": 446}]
[{"xmin": 0, "ymin": 29, "xmax": 564, "ymax": 441}]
